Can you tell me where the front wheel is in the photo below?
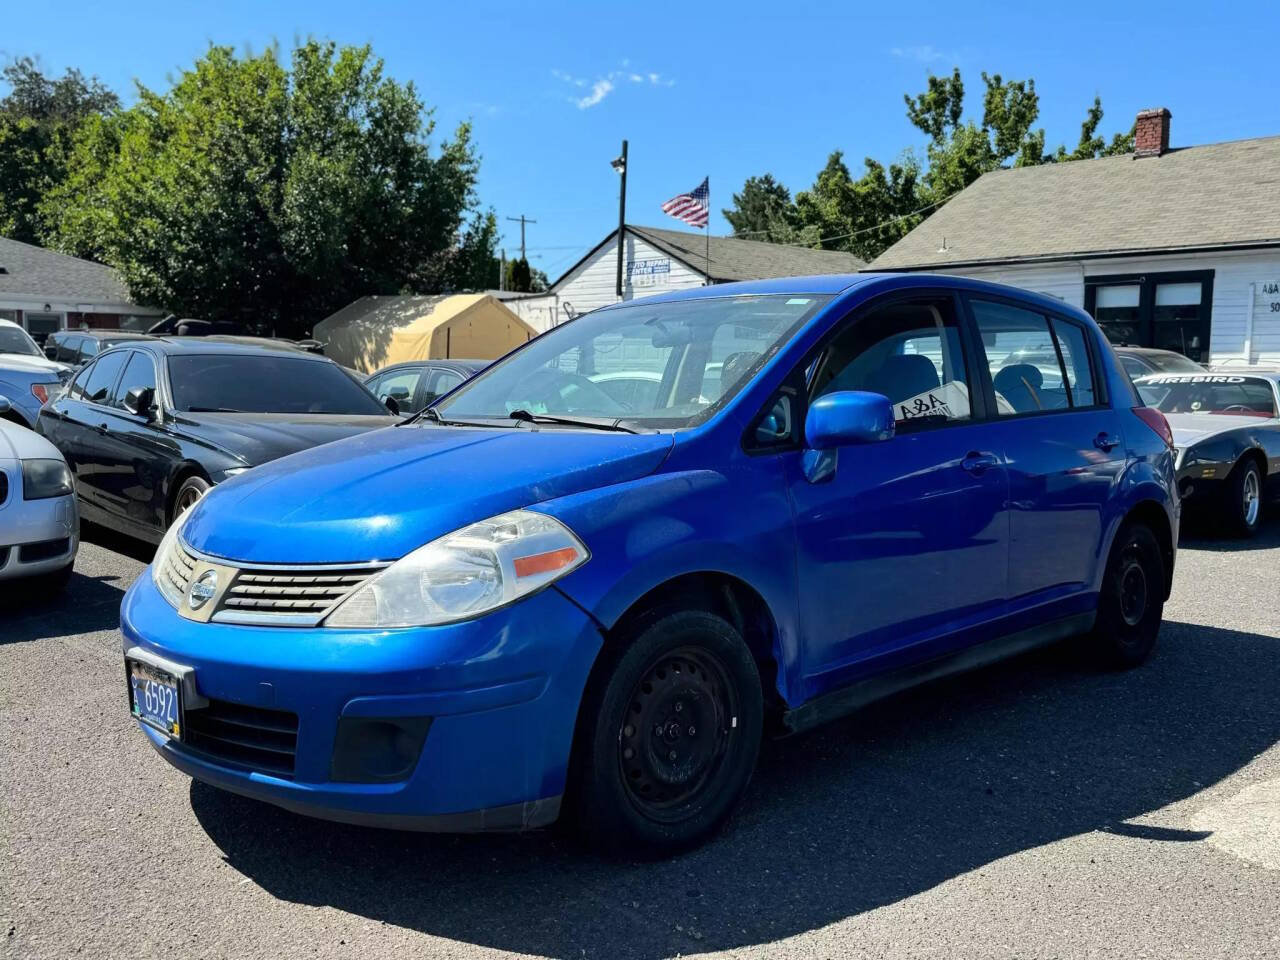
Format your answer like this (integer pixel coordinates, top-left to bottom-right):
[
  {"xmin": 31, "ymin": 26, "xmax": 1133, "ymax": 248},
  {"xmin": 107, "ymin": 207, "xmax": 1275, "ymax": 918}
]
[
  {"xmin": 170, "ymin": 475, "xmax": 210, "ymax": 526},
  {"xmin": 570, "ymin": 609, "xmax": 763, "ymax": 856},
  {"xmin": 1225, "ymin": 458, "xmax": 1264, "ymax": 538},
  {"xmin": 1089, "ymin": 523, "xmax": 1165, "ymax": 669}
]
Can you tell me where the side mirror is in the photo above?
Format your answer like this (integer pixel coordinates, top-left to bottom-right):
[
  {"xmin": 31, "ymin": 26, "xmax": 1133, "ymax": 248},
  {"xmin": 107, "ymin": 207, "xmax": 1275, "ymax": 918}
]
[
  {"xmin": 0, "ymin": 395, "xmax": 10, "ymax": 415},
  {"xmin": 124, "ymin": 386, "xmax": 156, "ymax": 419},
  {"xmin": 802, "ymin": 391, "xmax": 895, "ymax": 483},
  {"xmin": 384, "ymin": 396, "xmax": 400, "ymax": 415},
  {"xmin": 45, "ymin": 345, "xmax": 58, "ymax": 360}
]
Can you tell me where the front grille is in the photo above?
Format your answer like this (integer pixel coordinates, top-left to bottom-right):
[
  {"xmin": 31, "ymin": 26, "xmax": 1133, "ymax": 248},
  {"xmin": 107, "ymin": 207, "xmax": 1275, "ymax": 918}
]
[
  {"xmin": 182, "ymin": 698, "xmax": 299, "ymax": 778},
  {"xmin": 19, "ymin": 537, "xmax": 71, "ymax": 563},
  {"xmin": 218, "ymin": 566, "xmax": 383, "ymax": 621},
  {"xmin": 167, "ymin": 539, "xmax": 385, "ymax": 626}
]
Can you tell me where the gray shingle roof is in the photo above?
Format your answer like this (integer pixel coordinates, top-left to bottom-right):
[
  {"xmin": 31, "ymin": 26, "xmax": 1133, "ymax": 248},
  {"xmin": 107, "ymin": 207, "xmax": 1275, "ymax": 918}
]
[
  {"xmin": 629, "ymin": 225, "xmax": 865, "ymax": 281},
  {"xmin": 871, "ymin": 135, "xmax": 1280, "ymax": 270},
  {"xmin": 0, "ymin": 236, "xmax": 136, "ymax": 303}
]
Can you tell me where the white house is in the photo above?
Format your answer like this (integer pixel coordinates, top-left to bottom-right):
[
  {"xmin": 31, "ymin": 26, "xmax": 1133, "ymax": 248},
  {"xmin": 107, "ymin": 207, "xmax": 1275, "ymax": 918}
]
[
  {"xmin": 508, "ymin": 224, "xmax": 865, "ymax": 332},
  {"xmin": 0, "ymin": 236, "xmax": 164, "ymax": 341},
  {"xmin": 870, "ymin": 109, "xmax": 1280, "ymax": 367}
]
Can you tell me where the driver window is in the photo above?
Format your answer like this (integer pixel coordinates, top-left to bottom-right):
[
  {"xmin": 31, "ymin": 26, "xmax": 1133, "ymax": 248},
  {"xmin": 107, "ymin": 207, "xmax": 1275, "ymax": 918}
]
[{"xmin": 811, "ymin": 298, "xmax": 973, "ymax": 430}]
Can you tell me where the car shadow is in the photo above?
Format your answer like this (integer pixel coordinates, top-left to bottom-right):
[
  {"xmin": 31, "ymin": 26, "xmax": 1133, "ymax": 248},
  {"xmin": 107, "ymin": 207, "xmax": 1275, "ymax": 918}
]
[
  {"xmin": 0, "ymin": 568, "xmax": 128, "ymax": 642},
  {"xmin": 1177, "ymin": 509, "xmax": 1280, "ymax": 550},
  {"xmin": 81, "ymin": 519, "xmax": 157, "ymax": 564},
  {"xmin": 189, "ymin": 618, "xmax": 1280, "ymax": 959}
]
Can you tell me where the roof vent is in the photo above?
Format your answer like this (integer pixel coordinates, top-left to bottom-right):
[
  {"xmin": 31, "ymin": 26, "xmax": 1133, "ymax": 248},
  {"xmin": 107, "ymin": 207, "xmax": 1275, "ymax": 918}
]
[{"xmin": 0, "ymin": 265, "xmax": 8, "ymax": 274}]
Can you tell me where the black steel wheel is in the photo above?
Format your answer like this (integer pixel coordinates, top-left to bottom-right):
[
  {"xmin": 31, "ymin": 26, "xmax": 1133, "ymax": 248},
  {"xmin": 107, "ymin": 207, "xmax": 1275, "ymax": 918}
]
[
  {"xmin": 570, "ymin": 608, "xmax": 763, "ymax": 856},
  {"xmin": 1089, "ymin": 522, "xmax": 1165, "ymax": 668}
]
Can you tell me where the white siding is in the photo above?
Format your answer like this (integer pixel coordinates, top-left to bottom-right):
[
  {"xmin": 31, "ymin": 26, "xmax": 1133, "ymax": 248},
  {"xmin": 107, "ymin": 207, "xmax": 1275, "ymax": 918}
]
[
  {"xmin": 509, "ymin": 230, "xmax": 707, "ymax": 333},
  {"xmin": 931, "ymin": 249, "xmax": 1280, "ymax": 366}
]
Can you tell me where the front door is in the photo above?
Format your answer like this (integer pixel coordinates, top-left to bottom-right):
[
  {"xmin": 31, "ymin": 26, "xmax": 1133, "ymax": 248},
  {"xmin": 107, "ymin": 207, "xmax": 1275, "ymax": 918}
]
[
  {"xmin": 787, "ymin": 293, "xmax": 1010, "ymax": 696},
  {"xmin": 967, "ymin": 296, "xmax": 1127, "ymax": 608}
]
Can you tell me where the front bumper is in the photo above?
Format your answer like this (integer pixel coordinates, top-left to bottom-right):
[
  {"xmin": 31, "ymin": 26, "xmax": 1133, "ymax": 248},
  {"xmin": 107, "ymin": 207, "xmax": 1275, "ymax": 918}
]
[
  {"xmin": 0, "ymin": 480, "xmax": 78, "ymax": 580},
  {"xmin": 120, "ymin": 572, "xmax": 603, "ymax": 830}
]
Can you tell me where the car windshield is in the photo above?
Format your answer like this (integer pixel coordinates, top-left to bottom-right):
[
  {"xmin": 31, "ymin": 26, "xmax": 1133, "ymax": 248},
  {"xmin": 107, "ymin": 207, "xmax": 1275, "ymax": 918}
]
[
  {"xmin": 0, "ymin": 325, "xmax": 42, "ymax": 357},
  {"xmin": 1137, "ymin": 375, "xmax": 1277, "ymax": 417},
  {"xmin": 436, "ymin": 294, "xmax": 831, "ymax": 428},
  {"xmin": 1143, "ymin": 352, "xmax": 1203, "ymax": 373},
  {"xmin": 167, "ymin": 354, "xmax": 389, "ymax": 415}
]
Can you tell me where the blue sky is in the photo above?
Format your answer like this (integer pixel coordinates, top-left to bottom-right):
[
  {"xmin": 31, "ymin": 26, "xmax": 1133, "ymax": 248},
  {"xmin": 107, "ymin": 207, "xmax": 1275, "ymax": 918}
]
[{"xmin": 6, "ymin": 0, "xmax": 1277, "ymax": 280}]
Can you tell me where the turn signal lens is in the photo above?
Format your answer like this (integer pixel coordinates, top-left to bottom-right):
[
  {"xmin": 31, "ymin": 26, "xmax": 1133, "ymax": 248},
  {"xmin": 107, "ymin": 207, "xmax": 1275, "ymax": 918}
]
[{"xmin": 31, "ymin": 383, "xmax": 50, "ymax": 405}]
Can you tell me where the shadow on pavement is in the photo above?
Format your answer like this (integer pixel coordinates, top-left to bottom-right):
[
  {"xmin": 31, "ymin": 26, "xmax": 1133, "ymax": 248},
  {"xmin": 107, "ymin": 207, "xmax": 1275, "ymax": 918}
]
[
  {"xmin": 191, "ymin": 619, "xmax": 1280, "ymax": 959},
  {"xmin": 1178, "ymin": 510, "xmax": 1280, "ymax": 551}
]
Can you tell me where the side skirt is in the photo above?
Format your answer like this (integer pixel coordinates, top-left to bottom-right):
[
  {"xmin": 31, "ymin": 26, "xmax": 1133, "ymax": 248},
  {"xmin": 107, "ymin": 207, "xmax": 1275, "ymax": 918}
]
[{"xmin": 781, "ymin": 611, "xmax": 1096, "ymax": 736}]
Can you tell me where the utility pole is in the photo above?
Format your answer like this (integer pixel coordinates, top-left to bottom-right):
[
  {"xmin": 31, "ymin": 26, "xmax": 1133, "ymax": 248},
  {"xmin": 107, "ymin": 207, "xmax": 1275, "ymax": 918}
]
[
  {"xmin": 612, "ymin": 140, "xmax": 628, "ymax": 299},
  {"xmin": 505, "ymin": 215, "xmax": 536, "ymax": 261},
  {"xmin": 499, "ymin": 249, "xmax": 506, "ymax": 291}
]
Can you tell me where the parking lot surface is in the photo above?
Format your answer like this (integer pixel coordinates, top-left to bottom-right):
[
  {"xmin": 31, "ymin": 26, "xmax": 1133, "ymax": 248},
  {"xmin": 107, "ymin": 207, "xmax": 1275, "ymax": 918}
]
[{"xmin": 4, "ymin": 520, "xmax": 1280, "ymax": 960}]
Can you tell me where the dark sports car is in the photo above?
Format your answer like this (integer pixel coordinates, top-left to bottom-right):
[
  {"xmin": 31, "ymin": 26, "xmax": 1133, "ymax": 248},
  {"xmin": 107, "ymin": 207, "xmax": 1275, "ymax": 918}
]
[
  {"xmin": 1135, "ymin": 371, "xmax": 1280, "ymax": 536},
  {"xmin": 36, "ymin": 338, "xmax": 396, "ymax": 543}
]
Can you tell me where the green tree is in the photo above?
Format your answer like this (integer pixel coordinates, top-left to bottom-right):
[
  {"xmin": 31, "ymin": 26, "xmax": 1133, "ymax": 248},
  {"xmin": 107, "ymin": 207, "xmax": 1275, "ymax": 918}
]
[
  {"xmin": 0, "ymin": 57, "xmax": 119, "ymax": 243},
  {"xmin": 722, "ymin": 174, "xmax": 797, "ymax": 241},
  {"xmin": 42, "ymin": 41, "xmax": 485, "ymax": 337},
  {"xmin": 792, "ymin": 152, "xmax": 923, "ymax": 261}
]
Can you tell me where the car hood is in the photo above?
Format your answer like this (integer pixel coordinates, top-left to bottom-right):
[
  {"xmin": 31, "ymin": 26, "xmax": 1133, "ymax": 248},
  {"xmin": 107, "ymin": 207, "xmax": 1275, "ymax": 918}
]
[
  {"xmin": 175, "ymin": 412, "xmax": 398, "ymax": 466},
  {"xmin": 181, "ymin": 425, "xmax": 676, "ymax": 564},
  {"xmin": 0, "ymin": 416, "xmax": 64, "ymax": 460},
  {"xmin": 0, "ymin": 354, "xmax": 68, "ymax": 379},
  {"xmin": 1164, "ymin": 413, "xmax": 1274, "ymax": 448}
]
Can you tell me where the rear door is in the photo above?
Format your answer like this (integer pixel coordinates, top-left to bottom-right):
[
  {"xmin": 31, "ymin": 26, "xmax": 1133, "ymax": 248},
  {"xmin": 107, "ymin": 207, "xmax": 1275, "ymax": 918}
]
[
  {"xmin": 56, "ymin": 349, "xmax": 129, "ymax": 512},
  {"xmin": 786, "ymin": 292, "xmax": 1011, "ymax": 690},
  {"xmin": 966, "ymin": 296, "xmax": 1126, "ymax": 608}
]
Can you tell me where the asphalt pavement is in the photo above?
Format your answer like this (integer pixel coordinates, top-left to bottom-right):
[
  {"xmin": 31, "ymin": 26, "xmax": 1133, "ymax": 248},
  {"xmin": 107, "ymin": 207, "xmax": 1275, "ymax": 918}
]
[{"xmin": 3, "ymin": 518, "xmax": 1280, "ymax": 959}]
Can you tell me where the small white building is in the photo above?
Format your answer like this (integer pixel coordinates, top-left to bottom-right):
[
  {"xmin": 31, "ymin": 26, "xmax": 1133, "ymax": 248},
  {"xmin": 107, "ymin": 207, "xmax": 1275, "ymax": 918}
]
[
  {"xmin": 507, "ymin": 224, "xmax": 865, "ymax": 332},
  {"xmin": 871, "ymin": 109, "xmax": 1280, "ymax": 367},
  {"xmin": 0, "ymin": 236, "xmax": 164, "ymax": 341}
]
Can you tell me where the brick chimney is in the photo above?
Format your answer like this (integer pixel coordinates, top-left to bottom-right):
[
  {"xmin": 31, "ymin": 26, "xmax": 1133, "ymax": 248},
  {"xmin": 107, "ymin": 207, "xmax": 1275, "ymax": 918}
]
[{"xmin": 1134, "ymin": 107, "xmax": 1172, "ymax": 157}]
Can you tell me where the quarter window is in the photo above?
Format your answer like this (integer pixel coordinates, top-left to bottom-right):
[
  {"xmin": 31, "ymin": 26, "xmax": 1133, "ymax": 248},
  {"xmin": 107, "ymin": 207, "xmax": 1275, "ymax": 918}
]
[
  {"xmin": 970, "ymin": 300, "xmax": 1071, "ymax": 415},
  {"xmin": 1048, "ymin": 319, "xmax": 1097, "ymax": 407}
]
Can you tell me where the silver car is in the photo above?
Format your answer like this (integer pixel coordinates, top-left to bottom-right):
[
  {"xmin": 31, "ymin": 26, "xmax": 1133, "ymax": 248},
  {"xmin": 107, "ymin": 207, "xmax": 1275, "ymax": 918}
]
[{"xmin": 0, "ymin": 396, "xmax": 79, "ymax": 592}]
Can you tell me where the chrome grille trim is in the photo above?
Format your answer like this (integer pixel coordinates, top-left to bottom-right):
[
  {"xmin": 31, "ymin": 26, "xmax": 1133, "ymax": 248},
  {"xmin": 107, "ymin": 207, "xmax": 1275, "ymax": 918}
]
[{"xmin": 175, "ymin": 538, "xmax": 391, "ymax": 627}]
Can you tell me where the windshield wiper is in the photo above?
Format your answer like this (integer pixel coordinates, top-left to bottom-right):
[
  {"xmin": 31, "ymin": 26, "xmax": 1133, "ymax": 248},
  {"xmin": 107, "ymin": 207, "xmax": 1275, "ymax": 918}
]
[
  {"xmin": 508, "ymin": 409, "xmax": 638, "ymax": 433},
  {"xmin": 186, "ymin": 406, "xmax": 243, "ymax": 413}
]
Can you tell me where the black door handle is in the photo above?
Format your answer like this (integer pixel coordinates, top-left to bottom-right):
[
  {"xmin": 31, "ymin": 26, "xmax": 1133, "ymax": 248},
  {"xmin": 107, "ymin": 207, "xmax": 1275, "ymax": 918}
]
[
  {"xmin": 961, "ymin": 451, "xmax": 999, "ymax": 475},
  {"xmin": 1094, "ymin": 432, "xmax": 1119, "ymax": 452},
  {"xmin": 96, "ymin": 422, "xmax": 110, "ymax": 435}
]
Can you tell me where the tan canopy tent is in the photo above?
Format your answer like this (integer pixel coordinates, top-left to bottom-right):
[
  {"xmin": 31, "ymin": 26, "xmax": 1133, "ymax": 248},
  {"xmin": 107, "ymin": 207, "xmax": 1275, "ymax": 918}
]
[{"xmin": 313, "ymin": 294, "xmax": 537, "ymax": 373}]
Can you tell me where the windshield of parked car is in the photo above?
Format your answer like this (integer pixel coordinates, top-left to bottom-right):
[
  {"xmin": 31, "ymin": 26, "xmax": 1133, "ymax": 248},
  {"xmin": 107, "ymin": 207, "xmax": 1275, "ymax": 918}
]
[
  {"xmin": 436, "ymin": 294, "xmax": 831, "ymax": 428},
  {"xmin": 0, "ymin": 325, "xmax": 42, "ymax": 357},
  {"xmin": 1137, "ymin": 375, "xmax": 1277, "ymax": 418},
  {"xmin": 1142, "ymin": 352, "xmax": 1204, "ymax": 373},
  {"xmin": 167, "ymin": 354, "xmax": 389, "ymax": 415}
]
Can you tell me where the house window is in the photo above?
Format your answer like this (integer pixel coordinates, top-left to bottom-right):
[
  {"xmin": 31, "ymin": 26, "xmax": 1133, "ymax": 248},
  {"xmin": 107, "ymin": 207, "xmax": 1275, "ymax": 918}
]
[
  {"xmin": 1085, "ymin": 271, "xmax": 1213, "ymax": 363},
  {"xmin": 23, "ymin": 311, "xmax": 63, "ymax": 344}
]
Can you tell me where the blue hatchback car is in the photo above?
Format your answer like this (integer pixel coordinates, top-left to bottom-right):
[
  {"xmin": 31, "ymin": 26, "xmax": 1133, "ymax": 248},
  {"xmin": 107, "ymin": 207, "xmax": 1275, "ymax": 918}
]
[{"xmin": 121, "ymin": 274, "xmax": 1178, "ymax": 854}]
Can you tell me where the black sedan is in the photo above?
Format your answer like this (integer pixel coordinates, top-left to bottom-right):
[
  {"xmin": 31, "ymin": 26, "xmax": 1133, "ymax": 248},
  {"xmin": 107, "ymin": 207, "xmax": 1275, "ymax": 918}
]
[
  {"xmin": 1136, "ymin": 371, "xmax": 1280, "ymax": 536},
  {"xmin": 36, "ymin": 338, "xmax": 396, "ymax": 543},
  {"xmin": 364, "ymin": 359, "xmax": 488, "ymax": 416}
]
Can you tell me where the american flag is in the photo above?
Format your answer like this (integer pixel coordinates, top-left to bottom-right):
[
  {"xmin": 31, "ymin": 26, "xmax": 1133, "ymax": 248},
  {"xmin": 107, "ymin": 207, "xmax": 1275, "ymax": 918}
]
[{"xmin": 661, "ymin": 177, "xmax": 710, "ymax": 228}]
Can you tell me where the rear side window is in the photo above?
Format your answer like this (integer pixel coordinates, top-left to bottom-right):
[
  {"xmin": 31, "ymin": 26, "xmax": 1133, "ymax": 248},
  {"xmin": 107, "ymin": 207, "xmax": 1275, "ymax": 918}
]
[
  {"xmin": 1048, "ymin": 319, "xmax": 1097, "ymax": 407},
  {"xmin": 812, "ymin": 297, "xmax": 973, "ymax": 430},
  {"xmin": 970, "ymin": 300, "xmax": 1070, "ymax": 415},
  {"xmin": 80, "ymin": 350, "xmax": 128, "ymax": 405}
]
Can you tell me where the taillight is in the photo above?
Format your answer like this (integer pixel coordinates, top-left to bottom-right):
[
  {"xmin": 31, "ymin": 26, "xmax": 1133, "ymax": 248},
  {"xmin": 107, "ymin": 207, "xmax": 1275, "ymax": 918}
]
[
  {"xmin": 30, "ymin": 383, "xmax": 51, "ymax": 405},
  {"xmin": 1133, "ymin": 406, "xmax": 1174, "ymax": 449}
]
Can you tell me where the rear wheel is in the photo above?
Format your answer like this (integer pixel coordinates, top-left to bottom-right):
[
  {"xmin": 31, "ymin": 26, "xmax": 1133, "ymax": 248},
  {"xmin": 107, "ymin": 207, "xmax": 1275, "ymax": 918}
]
[
  {"xmin": 1225, "ymin": 458, "xmax": 1264, "ymax": 538},
  {"xmin": 570, "ymin": 609, "xmax": 763, "ymax": 856},
  {"xmin": 170, "ymin": 476, "xmax": 210, "ymax": 525},
  {"xmin": 1089, "ymin": 523, "xmax": 1165, "ymax": 668}
]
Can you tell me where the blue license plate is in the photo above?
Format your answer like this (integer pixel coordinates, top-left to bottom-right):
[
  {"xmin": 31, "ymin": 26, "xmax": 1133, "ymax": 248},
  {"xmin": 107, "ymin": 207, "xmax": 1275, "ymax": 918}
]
[{"xmin": 128, "ymin": 659, "xmax": 182, "ymax": 738}]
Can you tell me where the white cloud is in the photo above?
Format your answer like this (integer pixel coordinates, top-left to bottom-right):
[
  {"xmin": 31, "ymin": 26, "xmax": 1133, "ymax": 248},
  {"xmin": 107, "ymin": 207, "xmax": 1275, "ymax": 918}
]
[
  {"xmin": 574, "ymin": 78, "xmax": 615, "ymax": 109},
  {"xmin": 552, "ymin": 64, "xmax": 674, "ymax": 109},
  {"xmin": 890, "ymin": 44, "xmax": 949, "ymax": 63}
]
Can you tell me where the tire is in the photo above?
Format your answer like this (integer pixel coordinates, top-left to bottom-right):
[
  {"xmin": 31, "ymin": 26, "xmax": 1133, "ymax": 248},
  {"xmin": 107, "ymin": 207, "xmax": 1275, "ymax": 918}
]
[
  {"xmin": 569, "ymin": 608, "xmax": 763, "ymax": 857},
  {"xmin": 1224, "ymin": 458, "xmax": 1264, "ymax": 538},
  {"xmin": 170, "ymin": 475, "xmax": 210, "ymax": 526},
  {"xmin": 1089, "ymin": 523, "xmax": 1165, "ymax": 669}
]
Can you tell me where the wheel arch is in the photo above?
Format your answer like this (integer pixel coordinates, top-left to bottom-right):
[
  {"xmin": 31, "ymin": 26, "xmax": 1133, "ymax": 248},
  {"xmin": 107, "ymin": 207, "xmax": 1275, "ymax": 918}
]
[
  {"xmin": 1120, "ymin": 499, "xmax": 1176, "ymax": 601},
  {"xmin": 164, "ymin": 461, "xmax": 212, "ymax": 525}
]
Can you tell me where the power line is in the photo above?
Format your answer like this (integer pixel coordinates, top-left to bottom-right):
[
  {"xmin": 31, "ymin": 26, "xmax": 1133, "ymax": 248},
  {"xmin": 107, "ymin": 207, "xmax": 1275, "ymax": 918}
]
[{"xmin": 727, "ymin": 192, "xmax": 958, "ymax": 248}]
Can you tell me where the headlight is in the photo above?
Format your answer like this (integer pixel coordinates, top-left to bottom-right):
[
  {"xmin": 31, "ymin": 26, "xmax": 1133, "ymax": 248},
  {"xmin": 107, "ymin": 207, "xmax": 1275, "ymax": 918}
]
[
  {"xmin": 325, "ymin": 509, "xmax": 589, "ymax": 629},
  {"xmin": 151, "ymin": 516, "xmax": 188, "ymax": 609},
  {"xmin": 22, "ymin": 459, "xmax": 73, "ymax": 500}
]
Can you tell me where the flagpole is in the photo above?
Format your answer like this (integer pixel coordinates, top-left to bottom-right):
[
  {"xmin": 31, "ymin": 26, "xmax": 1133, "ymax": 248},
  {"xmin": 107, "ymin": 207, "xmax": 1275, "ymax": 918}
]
[{"xmin": 704, "ymin": 177, "xmax": 711, "ymax": 286}]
